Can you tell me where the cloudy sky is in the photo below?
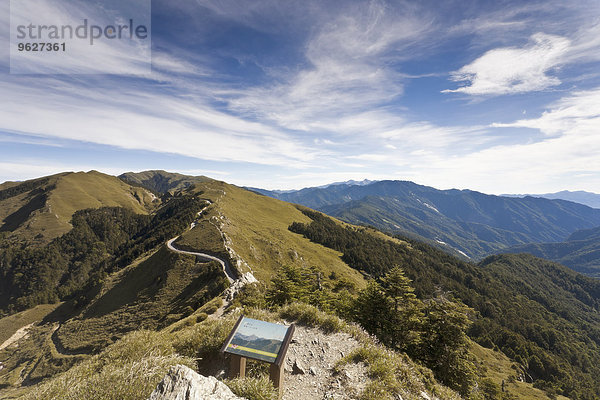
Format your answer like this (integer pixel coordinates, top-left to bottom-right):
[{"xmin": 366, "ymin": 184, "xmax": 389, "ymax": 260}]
[{"xmin": 1, "ymin": 0, "xmax": 600, "ymax": 194}]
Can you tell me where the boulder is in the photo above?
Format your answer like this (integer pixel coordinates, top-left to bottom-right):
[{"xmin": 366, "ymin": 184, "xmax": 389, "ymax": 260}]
[{"xmin": 148, "ymin": 364, "xmax": 244, "ymax": 400}]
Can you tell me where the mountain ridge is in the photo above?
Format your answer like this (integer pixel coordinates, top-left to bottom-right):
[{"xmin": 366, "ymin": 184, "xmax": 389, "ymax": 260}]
[
  {"xmin": 0, "ymin": 170, "xmax": 156, "ymax": 245},
  {"xmin": 253, "ymin": 179, "xmax": 600, "ymax": 263},
  {"xmin": 504, "ymin": 190, "xmax": 600, "ymax": 209}
]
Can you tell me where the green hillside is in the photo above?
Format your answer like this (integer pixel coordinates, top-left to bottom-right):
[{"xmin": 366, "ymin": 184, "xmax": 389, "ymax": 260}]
[
  {"xmin": 0, "ymin": 173, "xmax": 369, "ymax": 397},
  {"xmin": 289, "ymin": 208, "xmax": 600, "ymax": 398},
  {"xmin": 0, "ymin": 171, "xmax": 156, "ymax": 245}
]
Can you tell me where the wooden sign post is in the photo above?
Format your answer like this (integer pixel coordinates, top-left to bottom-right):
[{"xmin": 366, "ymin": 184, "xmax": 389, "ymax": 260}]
[{"xmin": 221, "ymin": 315, "xmax": 295, "ymax": 398}]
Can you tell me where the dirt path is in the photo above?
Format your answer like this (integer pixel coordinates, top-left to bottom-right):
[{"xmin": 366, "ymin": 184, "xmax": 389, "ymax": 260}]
[
  {"xmin": 166, "ymin": 200, "xmax": 236, "ymax": 283},
  {"xmin": 166, "ymin": 237, "xmax": 235, "ymax": 284}
]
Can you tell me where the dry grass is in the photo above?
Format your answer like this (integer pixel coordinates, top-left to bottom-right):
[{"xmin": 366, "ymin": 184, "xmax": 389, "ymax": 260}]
[
  {"xmin": 20, "ymin": 330, "xmax": 194, "ymax": 400},
  {"xmin": 0, "ymin": 304, "xmax": 61, "ymax": 345},
  {"xmin": 470, "ymin": 342, "xmax": 564, "ymax": 400},
  {"xmin": 189, "ymin": 181, "xmax": 367, "ymax": 290}
]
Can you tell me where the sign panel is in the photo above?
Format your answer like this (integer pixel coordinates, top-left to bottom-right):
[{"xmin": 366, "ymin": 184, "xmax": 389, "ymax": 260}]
[{"xmin": 222, "ymin": 316, "xmax": 293, "ymax": 364}]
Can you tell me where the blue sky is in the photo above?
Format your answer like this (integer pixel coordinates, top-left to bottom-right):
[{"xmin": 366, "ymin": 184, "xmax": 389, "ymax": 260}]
[{"xmin": 1, "ymin": 0, "xmax": 600, "ymax": 194}]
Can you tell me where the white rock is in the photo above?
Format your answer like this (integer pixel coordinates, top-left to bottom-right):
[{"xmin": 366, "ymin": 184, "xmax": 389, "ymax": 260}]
[{"xmin": 148, "ymin": 364, "xmax": 244, "ymax": 400}]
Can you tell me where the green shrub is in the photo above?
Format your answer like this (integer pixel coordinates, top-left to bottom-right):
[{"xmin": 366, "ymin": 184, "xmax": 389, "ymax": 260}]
[
  {"xmin": 196, "ymin": 312, "xmax": 208, "ymax": 323},
  {"xmin": 173, "ymin": 314, "xmax": 237, "ymax": 358},
  {"xmin": 278, "ymin": 302, "xmax": 344, "ymax": 333},
  {"xmin": 224, "ymin": 376, "xmax": 278, "ymax": 400}
]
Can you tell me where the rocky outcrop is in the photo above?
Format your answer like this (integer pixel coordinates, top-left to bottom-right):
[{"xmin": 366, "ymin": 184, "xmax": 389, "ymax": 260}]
[
  {"xmin": 148, "ymin": 365, "xmax": 244, "ymax": 400},
  {"xmin": 223, "ymin": 272, "xmax": 258, "ymax": 302}
]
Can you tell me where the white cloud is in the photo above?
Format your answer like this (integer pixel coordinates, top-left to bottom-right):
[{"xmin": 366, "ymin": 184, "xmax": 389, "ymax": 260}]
[
  {"xmin": 443, "ymin": 33, "xmax": 570, "ymax": 95},
  {"xmin": 0, "ymin": 77, "xmax": 319, "ymax": 168},
  {"xmin": 227, "ymin": 1, "xmax": 433, "ymax": 130},
  {"xmin": 491, "ymin": 87, "xmax": 600, "ymax": 136},
  {"xmin": 8, "ymin": 0, "xmax": 151, "ymax": 75}
]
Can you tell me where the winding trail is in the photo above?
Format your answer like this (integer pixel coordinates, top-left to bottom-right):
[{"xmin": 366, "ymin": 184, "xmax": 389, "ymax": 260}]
[{"xmin": 166, "ymin": 201, "xmax": 236, "ymax": 284}]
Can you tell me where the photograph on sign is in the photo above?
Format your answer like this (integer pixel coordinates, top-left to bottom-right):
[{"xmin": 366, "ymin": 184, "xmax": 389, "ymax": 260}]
[{"xmin": 224, "ymin": 317, "xmax": 289, "ymax": 363}]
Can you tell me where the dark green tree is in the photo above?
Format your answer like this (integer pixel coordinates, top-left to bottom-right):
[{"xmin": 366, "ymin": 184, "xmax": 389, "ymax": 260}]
[
  {"xmin": 380, "ymin": 266, "xmax": 423, "ymax": 351},
  {"xmin": 420, "ymin": 294, "xmax": 476, "ymax": 396}
]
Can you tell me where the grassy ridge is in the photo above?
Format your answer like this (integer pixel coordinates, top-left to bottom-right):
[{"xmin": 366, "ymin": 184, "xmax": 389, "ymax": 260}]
[
  {"xmin": 0, "ymin": 171, "xmax": 156, "ymax": 245},
  {"xmin": 193, "ymin": 180, "xmax": 367, "ymax": 288}
]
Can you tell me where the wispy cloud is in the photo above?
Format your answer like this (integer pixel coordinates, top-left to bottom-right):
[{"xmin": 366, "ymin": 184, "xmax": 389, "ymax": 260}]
[
  {"xmin": 491, "ymin": 87, "xmax": 600, "ymax": 136},
  {"xmin": 8, "ymin": 0, "xmax": 151, "ymax": 75},
  {"xmin": 443, "ymin": 33, "xmax": 570, "ymax": 96},
  {"xmin": 227, "ymin": 1, "xmax": 433, "ymax": 130},
  {"xmin": 0, "ymin": 77, "xmax": 319, "ymax": 168}
]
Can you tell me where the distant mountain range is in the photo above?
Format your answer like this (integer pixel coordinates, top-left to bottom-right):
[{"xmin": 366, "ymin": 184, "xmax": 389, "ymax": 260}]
[
  {"xmin": 504, "ymin": 190, "xmax": 600, "ymax": 209},
  {"xmin": 503, "ymin": 225, "xmax": 600, "ymax": 278},
  {"xmin": 253, "ymin": 180, "xmax": 600, "ymax": 275}
]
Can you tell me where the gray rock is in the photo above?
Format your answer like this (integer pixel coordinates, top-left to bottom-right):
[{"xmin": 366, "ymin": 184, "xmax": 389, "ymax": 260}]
[
  {"xmin": 292, "ymin": 359, "xmax": 306, "ymax": 375},
  {"xmin": 148, "ymin": 364, "xmax": 244, "ymax": 400},
  {"xmin": 309, "ymin": 366, "xmax": 317, "ymax": 375}
]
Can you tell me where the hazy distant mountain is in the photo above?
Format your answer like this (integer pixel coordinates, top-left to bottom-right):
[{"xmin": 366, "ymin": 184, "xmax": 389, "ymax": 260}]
[
  {"xmin": 503, "ymin": 225, "xmax": 600, "ymax": 277},
  {"xmin": 504, "ymin": 190, "xmax": 600, "ymax": 209},
  {"xmin": 247, "ymin": 179, "xmax": 375, "ymax": 195},
  {"xmin": 255, "ymin": 180, "xmax": 600, "ymax": 261}
]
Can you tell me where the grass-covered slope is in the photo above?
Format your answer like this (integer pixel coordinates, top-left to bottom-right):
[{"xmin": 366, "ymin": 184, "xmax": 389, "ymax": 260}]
[
  {"xmin": 5, "ymin": 303, "xmax": 464, "ymax": 400},
  {"xmin": 182, "ymin": 179, "xmax": 367, "ymax": 288},
  {"xmin": 0, "ymin": 171, "xmax": 156, "ymax": 245},
  {"xmin": 0, "ymin": 250, "xmax": 226, "ymax": 392},
  {"xmin": 0, "ymin": 174, "xmax": 367, "ymax": 396},
  {"xmin": 0, "ymin": 189, "xmax": 212, "ymax": 315},
  {"xmin": 2, "ymin": 171, "xmax": 599, "ymax": 399}
]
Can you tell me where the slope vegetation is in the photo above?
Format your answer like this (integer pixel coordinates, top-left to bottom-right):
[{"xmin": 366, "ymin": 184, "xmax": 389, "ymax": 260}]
[
  {"xmin": 503, "ymin": 226, "xmax": 600, "ymax": 277},
  {"xmin": 0, "ymin": 173, "xmax": 367, "ymax": 396},
  {"xmin": 289, "ymin": 208, "xmax": 600, "ymax": 399},
  {"xmin": 0, "ymin": 171, "xmax": 156, "ymax": 245},
  {"xmin": 1, "ymin": 171, "xmax": 599, "ymax": 400}
]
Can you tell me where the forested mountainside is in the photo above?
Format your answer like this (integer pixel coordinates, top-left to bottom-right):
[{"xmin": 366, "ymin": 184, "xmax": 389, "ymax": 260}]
[
  {"xmin": 503, "ymin": 226, "xmax": 600, "ymax": 278},
  {"xmin": 289, "ymin": 208, "xmax": 600, "ymax": 399},
  {"xmin": 254, "ymin": 180, "xmax": 600, "ymax": 274}
]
